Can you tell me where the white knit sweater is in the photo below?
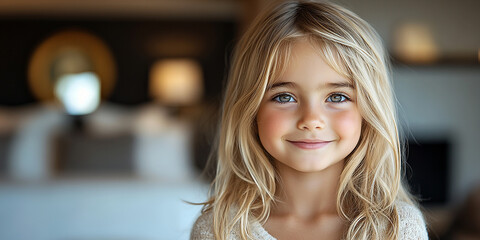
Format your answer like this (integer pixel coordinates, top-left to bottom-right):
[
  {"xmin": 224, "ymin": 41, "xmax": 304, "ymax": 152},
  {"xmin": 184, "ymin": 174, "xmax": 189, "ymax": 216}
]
[{"xmin": 190, "ymin": 201, "xmax": 428, "ymax": 239}]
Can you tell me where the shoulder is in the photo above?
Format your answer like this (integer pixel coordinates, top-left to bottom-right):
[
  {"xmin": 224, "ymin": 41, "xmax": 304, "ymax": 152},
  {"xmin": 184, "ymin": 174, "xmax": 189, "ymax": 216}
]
[
  {"xmin": 396, "ymin": 201, "xmax": 429, "ymax": 240},
  {"xmin": 191, "ymin": 210, "xmax": 215, "ymax": 240}
]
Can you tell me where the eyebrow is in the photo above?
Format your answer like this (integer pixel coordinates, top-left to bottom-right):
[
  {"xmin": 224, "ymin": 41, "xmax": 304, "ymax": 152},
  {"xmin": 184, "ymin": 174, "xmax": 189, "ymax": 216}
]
[
  {"xmin": 327, "ymin": 81, "xmax": 355, "ymax": 89},
  {"xmin": 267, "ymin": 80, "xmax": 354, "ymax": 91},
  {"xmin": 267, "ymin": 82, "xmax": 296, "ymax": 90}
]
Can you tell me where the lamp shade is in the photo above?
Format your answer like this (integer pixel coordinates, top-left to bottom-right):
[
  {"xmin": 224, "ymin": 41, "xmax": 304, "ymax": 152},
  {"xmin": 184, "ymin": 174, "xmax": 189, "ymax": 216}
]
[
  {"xmin": 393, "ymin": 23, "xmax": 439, "ymax": 64},
  {"xmin": 149, "ymin": 59, "xmax": 204, "ymax": 106}
]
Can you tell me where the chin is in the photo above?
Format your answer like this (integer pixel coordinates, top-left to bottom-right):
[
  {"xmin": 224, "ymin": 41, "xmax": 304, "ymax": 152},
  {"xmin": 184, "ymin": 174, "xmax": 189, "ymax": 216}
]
[
  {"xmin": 288, "ymin": 161, "xmax": 334, "ymax": 173},
  {"xmin": 288, "ymin": 158, "xmax": 344, "ymax": 173}
]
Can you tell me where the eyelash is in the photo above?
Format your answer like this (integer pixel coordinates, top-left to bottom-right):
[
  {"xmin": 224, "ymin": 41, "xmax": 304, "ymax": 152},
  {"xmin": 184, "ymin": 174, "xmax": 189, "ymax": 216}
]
[{"xmin": 271, "ymin": 92, "xmax": 351, "ymax": 104}]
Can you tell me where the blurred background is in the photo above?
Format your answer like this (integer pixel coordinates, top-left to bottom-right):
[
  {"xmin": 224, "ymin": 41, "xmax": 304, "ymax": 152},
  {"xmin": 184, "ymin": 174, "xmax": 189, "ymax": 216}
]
[{"xmin": 0, "ymin": 0, "xmax": 479, "ymax": 239}]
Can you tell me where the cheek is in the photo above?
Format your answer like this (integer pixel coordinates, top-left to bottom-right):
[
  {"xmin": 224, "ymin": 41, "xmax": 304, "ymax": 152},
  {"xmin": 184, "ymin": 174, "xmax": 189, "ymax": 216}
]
[
  {"xmin": 331, "ymin": 108, "xmax": 362, "ymax": 142},
  {"xmin": 257, "ymin": 107, "xmax": 291, "ymax": 146}
]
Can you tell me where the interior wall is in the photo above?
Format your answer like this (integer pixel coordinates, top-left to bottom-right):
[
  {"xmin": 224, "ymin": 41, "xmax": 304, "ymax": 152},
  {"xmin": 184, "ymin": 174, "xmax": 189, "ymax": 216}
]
[
  {"xmin": 393, "ymin": 66, "xmax": 480, "ymax": 204},
  {"xmin": 333, "ymin": 0, "xmax": 480, "ymax": 56},
  {"xmin": 0, "ymin": 18, "xmax": 236, "ymax": 105}
]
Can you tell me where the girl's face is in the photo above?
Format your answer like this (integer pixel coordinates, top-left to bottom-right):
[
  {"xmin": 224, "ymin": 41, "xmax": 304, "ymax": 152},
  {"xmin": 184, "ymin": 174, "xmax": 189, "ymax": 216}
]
[{"xmin": 256, "ymin": 39, "xmax": 362, "ymax": 173}]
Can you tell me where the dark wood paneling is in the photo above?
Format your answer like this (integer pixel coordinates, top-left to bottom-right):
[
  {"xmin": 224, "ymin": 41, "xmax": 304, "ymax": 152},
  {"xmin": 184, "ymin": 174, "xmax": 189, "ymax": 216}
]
[{"xmin": 0, "ymin": 17, "xmax": 236, "ymax": 105}]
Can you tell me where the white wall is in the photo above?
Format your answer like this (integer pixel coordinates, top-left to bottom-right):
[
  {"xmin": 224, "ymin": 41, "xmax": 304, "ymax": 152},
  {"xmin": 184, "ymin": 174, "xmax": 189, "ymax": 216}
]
[{"xmin": 393, "ymin": 66, "xmax": 480, "ymax": 203}]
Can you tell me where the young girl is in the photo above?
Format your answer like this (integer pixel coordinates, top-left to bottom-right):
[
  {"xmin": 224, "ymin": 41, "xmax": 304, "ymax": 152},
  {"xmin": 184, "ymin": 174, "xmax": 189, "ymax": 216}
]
[{"xmin": 191, "ymin": 1, "xmax": 428, "ymax": 239}]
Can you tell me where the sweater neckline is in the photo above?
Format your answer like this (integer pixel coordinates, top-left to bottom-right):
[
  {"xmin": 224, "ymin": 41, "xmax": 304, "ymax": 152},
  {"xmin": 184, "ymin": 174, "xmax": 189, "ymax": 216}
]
[{"xmin": 251, "ymin": 220, "xmax": 277, "ymax": 239}]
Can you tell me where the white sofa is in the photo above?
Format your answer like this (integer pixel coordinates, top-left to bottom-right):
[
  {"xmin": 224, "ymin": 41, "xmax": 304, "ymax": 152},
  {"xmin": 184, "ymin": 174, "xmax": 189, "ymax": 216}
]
[{"xmin": 0, "ymin": 103, "xmax": 209, "ymax": 240}]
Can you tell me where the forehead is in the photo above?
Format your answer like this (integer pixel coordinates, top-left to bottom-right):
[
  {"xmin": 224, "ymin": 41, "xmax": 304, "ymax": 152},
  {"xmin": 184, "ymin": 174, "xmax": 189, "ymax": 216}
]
[{"xmin": 269, "ymin": 38, "xmax": 352, "ymax": 87}]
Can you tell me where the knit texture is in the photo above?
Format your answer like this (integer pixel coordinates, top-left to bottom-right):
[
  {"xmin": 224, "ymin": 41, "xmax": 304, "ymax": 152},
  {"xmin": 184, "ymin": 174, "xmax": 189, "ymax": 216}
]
[{"xmin": 190, "ymin": 201, "xmax": 428, "ymax": 239}]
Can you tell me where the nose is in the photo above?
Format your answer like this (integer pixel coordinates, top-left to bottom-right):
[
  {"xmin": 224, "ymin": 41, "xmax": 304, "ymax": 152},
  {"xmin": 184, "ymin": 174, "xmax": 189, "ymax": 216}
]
[{"xmin": 297, "ymin": 105, "xmax": 326, "ymax": 130}]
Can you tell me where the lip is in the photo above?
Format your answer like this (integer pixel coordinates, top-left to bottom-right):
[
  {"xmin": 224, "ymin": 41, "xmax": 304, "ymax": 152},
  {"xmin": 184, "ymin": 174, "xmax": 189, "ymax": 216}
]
[{"xmin": 287, "ymin": 140, "xmax": 332, "ymax": 150}]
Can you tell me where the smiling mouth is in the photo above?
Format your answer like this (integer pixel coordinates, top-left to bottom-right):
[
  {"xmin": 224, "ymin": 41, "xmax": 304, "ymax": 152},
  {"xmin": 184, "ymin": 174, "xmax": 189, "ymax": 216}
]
[{"xmin": 287, "ymin": 140, "xmax": 332, "ymax": 150}]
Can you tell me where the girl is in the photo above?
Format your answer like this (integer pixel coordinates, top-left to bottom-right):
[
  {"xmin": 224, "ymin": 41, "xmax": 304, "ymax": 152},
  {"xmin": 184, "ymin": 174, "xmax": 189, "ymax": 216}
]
[{"xmin": 192, "ymin": 1, "xmax": 428, "ymax": 239}]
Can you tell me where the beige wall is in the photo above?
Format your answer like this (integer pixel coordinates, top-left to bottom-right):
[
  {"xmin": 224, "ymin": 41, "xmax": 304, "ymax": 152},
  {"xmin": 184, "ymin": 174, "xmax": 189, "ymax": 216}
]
[{"xmin": 333, "ymin": 0, "xmax": 479, "ymax": 55}]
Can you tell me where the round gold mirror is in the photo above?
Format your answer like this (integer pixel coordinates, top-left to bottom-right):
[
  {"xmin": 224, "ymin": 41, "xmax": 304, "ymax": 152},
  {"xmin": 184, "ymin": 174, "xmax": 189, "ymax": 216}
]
[{"xmin": 28, "ymin": 29, "xmax": 116, "ymax": 102}]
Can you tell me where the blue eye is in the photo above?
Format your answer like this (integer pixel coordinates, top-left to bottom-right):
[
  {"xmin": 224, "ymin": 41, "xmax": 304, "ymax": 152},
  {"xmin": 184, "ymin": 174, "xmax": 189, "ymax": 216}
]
[
  {"xmin": 327, "ymin": 93, "xmax": 349, "ymax": 103},
  {"xmin": 272, "ymin": 94, "xmax": 296, "ymax": 103}
]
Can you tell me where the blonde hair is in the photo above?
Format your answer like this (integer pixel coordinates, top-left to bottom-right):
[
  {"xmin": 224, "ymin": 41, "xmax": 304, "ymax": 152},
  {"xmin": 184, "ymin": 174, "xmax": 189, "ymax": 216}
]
[{"xmin": 202, "ymin": 1, "xmax": 416, "ymax": 239}]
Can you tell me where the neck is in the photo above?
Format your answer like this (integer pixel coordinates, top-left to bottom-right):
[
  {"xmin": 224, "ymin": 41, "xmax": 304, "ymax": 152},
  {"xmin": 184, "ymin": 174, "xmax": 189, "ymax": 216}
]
[{"xmin": 272, "ymin": 160, "xmax": 344, "ymax": 219}]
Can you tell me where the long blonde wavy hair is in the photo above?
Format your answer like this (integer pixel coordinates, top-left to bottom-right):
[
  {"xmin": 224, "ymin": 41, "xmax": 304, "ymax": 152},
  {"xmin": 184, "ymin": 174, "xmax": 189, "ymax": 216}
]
[{"xmin": 201, "ymin": 1, "xmax": 416, "ymax": 239}]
